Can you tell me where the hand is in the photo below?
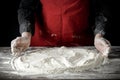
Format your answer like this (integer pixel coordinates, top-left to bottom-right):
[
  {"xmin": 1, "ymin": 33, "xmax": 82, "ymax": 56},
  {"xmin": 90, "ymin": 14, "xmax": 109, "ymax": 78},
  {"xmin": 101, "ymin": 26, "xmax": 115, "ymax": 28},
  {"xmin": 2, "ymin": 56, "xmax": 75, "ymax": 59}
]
[
  {"xmin": 11, "ymin": 32, "xmax": 31, "ymax": 56},
  {"xmin": 94, "ymin": 34, "xmax": 111, "ymax": 57}
]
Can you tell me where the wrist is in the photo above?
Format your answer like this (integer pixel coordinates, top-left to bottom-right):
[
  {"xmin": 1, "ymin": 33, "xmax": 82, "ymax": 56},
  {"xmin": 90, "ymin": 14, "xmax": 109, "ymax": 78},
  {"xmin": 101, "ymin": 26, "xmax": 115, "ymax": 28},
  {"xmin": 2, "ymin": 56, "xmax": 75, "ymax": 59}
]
[
  {"xmin": 95, "ymin": 33, "xmax": 103, "ymax": 38},
  {"xmin": 21, "ymin": 32, "xmax": 32, "ymax": 39}
]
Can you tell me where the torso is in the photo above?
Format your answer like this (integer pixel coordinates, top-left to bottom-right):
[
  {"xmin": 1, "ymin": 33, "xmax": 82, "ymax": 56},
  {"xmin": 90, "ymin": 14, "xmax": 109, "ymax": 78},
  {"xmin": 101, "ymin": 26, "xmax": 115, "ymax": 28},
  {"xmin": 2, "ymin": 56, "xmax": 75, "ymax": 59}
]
[{"xmin": 31, "ymin": 0, "xmax": 94, "ymax": 46}]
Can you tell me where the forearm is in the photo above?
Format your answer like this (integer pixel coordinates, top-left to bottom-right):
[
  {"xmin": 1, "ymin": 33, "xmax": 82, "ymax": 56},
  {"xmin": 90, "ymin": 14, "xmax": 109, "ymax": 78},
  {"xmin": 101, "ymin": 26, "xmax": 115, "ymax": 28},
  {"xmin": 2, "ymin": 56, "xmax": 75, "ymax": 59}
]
[
  {"xmin": 94, "ymin": 13, "xmax": 107, "ymax": 36},
  {"xmin": 18, "ymin": 0, "xmax": 39, "ymax": 35},
  {"xmin": 92, "ymin": 0, "xmax": 110, "ymax": 37}
]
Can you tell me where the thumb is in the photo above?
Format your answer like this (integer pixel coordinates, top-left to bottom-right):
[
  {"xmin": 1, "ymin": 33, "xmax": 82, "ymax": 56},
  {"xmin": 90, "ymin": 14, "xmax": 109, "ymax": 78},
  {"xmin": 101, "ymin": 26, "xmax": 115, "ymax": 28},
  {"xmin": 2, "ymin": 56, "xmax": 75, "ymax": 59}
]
[{"xmin": 99, "ymin": 38, "xmax": 111, "ymax": 47}]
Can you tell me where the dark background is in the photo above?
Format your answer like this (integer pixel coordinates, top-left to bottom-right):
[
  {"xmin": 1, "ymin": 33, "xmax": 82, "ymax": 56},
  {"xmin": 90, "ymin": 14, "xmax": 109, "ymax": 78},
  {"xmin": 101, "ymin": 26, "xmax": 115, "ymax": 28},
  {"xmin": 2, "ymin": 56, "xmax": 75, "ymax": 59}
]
[
  {"xmin": 0, "ymin": 0, "xmax": 21, "ymax": 46},
  {"xmin": 0, "ymin": 0, "xmax": 120, "ymax": 46}
]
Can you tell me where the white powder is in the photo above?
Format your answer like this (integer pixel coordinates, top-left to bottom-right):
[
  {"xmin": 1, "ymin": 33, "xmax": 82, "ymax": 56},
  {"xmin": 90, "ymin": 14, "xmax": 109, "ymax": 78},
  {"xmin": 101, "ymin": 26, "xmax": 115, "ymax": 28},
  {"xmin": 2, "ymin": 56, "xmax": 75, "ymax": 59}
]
[{"xmin": 10, "ymin": 47, "xmax": 108, "ymax": 75}]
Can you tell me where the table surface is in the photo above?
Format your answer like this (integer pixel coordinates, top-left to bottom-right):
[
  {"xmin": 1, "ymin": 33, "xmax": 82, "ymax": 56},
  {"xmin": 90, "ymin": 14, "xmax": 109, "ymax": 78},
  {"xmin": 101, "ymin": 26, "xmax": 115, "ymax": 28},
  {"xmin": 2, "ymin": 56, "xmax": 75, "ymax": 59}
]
[{"xmin": 0, "ymin": 46, "xmax": 120, "ymax": 79}]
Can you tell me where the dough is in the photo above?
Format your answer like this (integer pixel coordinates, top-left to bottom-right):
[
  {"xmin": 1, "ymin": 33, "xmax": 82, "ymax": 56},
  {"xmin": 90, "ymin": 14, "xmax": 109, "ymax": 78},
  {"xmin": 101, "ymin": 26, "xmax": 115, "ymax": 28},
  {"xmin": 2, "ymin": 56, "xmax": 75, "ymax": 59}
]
[{"xmin": 10, "ymin": 47, "xmax": 108, "ymax": 74}]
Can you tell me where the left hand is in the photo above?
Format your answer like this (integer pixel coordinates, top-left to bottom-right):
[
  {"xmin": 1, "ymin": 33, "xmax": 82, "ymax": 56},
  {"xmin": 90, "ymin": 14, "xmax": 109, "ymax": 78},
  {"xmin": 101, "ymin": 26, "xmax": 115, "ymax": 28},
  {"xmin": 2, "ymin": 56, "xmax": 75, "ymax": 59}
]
[{"xmin": 94, "ymin": 34, "xmax": 111, "ymax": 57}]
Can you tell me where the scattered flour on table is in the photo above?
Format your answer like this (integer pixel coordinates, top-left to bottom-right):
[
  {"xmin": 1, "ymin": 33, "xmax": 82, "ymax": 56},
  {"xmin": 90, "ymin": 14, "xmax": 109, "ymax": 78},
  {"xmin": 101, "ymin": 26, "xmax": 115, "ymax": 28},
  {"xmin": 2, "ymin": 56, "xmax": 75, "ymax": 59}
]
[{"xmin": 10, "ymin": 46, "xmax": 108, "ymax": 75}]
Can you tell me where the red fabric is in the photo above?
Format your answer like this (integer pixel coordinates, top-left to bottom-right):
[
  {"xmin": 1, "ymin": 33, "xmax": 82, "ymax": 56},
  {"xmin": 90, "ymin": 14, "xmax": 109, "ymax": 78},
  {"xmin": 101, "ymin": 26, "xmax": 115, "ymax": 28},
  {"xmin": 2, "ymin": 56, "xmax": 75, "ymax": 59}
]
[{"xmin": 31, "ymin": 0, "xmax": 93, "ymax": 46}]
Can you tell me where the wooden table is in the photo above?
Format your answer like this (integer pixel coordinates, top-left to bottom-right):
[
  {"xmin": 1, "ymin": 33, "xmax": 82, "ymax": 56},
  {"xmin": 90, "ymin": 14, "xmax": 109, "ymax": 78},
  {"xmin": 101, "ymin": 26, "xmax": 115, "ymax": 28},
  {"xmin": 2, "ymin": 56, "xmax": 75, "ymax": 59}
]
[{"xmin": 0, "ymin": 47, "xmax": 120, "ymax": 79}]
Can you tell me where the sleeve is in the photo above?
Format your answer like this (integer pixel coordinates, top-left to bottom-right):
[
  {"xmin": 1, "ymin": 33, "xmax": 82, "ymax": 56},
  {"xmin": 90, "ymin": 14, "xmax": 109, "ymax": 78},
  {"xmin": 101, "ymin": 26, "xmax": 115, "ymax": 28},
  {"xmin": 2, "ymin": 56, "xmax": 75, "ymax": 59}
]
[
  {"xmin": 94, "ymin": 12, "xmax": 107, "ymax": 36},
  {"xmin": 92, "ymin": 0, "xmax": 108, "ymax": 36},
  {"xmin": 18, "ymin": 0, "xmax": 39, "ymax": 35}
]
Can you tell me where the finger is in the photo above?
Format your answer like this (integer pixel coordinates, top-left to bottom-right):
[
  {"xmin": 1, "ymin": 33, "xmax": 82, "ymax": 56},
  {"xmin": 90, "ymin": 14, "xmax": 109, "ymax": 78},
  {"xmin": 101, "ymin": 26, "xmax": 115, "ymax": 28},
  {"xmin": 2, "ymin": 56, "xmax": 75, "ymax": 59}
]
[
  {"xmin": 102, "ymin": 47, "xmax": 111, "ymax": 57},
  {"xmin": 11, "ymin": 38, "xmax": 22, "ymax": 56},
  {"xmin": 15, "ymin": 46, "xmax": 28, "ymax": 56},
  {"xmin": 11, "ymin": 47, "xmax": 19, "ymax": 56},
  {"xmin": 104, "ymin": 39, "xmax": 111, "ymax": 47},
  {"xmin": 99, "ymin": 38, "xmax": 111, "ymax": 47},
  {"xmin": 12, "ymin": 47, "xmax": 23, "ymax": 56},
  {"xmin": 11, "ymin": 40, "xmax": 17, "ymax": 55},
  {"xmin": 14, "ymin": 51, "xmax": 21, "ymax": 56}
]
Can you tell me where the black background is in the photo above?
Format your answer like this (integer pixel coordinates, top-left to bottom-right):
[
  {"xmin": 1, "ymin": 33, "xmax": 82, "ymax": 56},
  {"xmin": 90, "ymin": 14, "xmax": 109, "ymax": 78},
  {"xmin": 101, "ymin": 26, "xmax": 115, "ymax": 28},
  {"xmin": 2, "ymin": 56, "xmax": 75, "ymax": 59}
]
[
  {"xmin": 0, "ymin": 0, "xmax": 120, "ymax": 46},
  {"xmin": 0, "ymin": 0, "xmax": 21, "ymax": 46}
]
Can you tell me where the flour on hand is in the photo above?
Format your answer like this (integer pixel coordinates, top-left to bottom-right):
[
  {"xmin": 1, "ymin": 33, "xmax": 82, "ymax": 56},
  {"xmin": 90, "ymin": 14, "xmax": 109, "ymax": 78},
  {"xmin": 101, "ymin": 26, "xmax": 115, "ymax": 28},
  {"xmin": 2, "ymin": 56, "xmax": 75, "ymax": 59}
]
[{"xmin": 10, "ymin": 46, "xmax": 108, "ymax": 75}]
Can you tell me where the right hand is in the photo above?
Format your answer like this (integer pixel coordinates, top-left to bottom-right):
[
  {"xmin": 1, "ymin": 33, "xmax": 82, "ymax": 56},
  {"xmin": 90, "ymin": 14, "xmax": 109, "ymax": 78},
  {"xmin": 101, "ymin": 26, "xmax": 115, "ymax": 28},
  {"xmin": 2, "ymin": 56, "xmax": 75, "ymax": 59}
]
[
  {"xmin": 94, "ymin": 33, "xmax": 111, "ymax": 57},
  {"xmin": 11, "ymin": 32, "xmax": 31, "ymax": 56}
]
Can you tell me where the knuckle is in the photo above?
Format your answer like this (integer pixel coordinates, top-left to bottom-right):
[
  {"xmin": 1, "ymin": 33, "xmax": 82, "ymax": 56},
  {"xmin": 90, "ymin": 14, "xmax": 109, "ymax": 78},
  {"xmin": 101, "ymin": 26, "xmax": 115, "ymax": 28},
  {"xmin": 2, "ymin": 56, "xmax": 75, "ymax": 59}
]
[
  {"xmin": 16, "ymin": 39, "xmax": 21, "ymax": 44},
  {"xmin": 16, "ymin": 37, "xmax": 21, "ymax": 39}
]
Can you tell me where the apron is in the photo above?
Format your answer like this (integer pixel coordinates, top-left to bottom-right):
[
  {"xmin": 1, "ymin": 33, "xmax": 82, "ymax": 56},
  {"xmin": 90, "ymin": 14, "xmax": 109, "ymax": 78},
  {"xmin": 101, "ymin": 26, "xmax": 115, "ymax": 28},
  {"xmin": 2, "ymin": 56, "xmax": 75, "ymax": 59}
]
[{"xmin": 31, "ymin": 0, "xmax": 94, "ymax": 46}]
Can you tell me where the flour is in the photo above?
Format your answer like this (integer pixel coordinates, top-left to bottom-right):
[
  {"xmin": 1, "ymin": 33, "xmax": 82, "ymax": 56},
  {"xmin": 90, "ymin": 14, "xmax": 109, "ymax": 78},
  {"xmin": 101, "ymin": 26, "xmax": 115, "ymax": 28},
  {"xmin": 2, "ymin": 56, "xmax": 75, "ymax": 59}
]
[{"xmin": 10, "ymin": 47, "xmax": 108, "ymax": 75}]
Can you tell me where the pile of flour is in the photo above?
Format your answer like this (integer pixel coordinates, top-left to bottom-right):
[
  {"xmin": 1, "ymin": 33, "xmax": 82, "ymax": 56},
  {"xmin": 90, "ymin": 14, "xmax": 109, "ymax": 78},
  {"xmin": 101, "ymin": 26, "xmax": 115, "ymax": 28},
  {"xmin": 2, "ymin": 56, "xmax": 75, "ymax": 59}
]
[{"xmin": 10, "ymin": 47, "xmax": 108, "ymax": 75}]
